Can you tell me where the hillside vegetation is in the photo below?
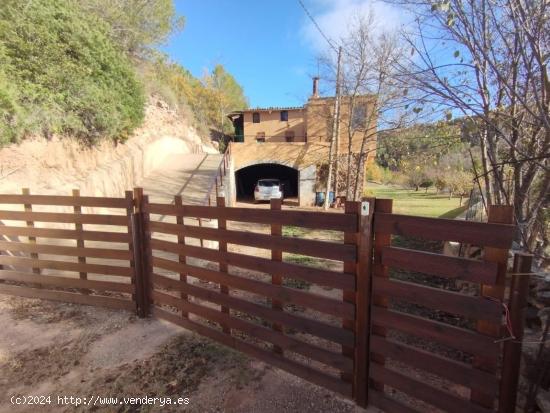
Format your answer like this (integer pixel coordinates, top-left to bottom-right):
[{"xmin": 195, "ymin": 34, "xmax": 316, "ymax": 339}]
[{"xmin": 0, "ymin": 0, "xmax": 246, "ymax": 147}]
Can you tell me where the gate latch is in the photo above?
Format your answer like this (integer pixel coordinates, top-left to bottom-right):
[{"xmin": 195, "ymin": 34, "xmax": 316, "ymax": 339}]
[{"xmin": 361, "ymin": 201, "xmax": 370, "ymax": 216}]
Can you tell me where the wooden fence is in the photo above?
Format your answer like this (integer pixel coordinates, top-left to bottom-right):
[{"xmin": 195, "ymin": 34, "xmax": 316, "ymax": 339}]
[
  {"xmin": 140, "ymin": 194, "xmax": 363, "ymax": 398},
  {"xmin": 368, "ymin": 200, "xmax": 520, "ymax": 412},
  {"xmin": 0, "ymin": 189, "xmax": 138, "ymax": 311},
  {"xmin": 0, "ymin": 188, "xmax": 529, "ymax": 412},
  {"xmin": 204, "ymin": 141, "xmax": 231, "ymax": 206}
]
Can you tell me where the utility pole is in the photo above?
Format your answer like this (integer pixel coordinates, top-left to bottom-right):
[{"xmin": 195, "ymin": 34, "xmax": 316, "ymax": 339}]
[{"xmin": 324, "ymin": 46, "xmax": 342, "ymax": 210}]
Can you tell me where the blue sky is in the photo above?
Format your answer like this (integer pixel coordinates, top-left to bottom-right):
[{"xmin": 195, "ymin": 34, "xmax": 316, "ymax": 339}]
[{"xmin": 163, "ymin": 0, "xmax": 403, "ymax": 108}]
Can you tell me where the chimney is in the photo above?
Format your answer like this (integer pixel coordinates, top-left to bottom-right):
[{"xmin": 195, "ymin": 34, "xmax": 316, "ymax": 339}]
[{"xmin": 312, "ymin": 77, "xmax": 319, "ymax": 98}]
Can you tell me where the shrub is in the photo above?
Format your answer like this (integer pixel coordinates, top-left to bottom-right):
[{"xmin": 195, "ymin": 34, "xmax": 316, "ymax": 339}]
[
  {"xmin": 365, "ymin": 160, "xmax": 383, "ymax": 182},
  {"xmin": 380, "ymin": 167, "xmax": 393, "ymax": 185},
  {"xmin": 0, "ymin": 0, "xmax": 145, "ymax": 145},
  {"xmin": 0, "ymin": 63, "xmax": 23, "ymax": 145},
  {"xmin": 419, "ymin": 178, "xmax": 434, "ymax": 192}
]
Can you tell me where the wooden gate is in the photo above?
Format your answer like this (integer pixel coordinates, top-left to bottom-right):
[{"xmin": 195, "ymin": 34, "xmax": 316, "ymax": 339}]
[
  {"xmin": 367, "ymin": 199, "xmax": 518, "ymax": 412},
  {"xmin": 0, "ymin": 188, "xmax": 528, "ymax": 411},
  {"xmin": 135, "ymin": 194, "xmax": 369, "ymax": 399}
]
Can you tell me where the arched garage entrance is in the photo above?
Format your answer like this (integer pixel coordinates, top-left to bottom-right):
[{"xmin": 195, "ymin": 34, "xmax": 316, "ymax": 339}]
[{"xmin": 235, "ymin": 163, "xmax": 298, "ymax": 202}]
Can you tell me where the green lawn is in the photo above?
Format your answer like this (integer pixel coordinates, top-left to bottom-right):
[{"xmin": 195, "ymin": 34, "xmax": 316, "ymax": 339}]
[{"xmin": 364, "ymin": 183, "xmax": 467, "ymax": 218}]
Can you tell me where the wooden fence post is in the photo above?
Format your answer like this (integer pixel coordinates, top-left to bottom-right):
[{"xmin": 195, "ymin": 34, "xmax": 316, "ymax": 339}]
[
  {"xmin": 270, "ymin": 198, "xmax": 284, "ymax": 354},
  {"xmin": 128, "ymin": 190, "xmax": 143, "ymax": 317},
  {"xmin": 354, "ymin": 197, "xmax": 375, "ymax": 407},
  {"xmin": 72, "ymin": 189, "xmax": 89, "ymax": 294},
  {"xmin": 174, "ymin": 195, "xmax": 188, "ymax": 319},
  {"xmin": 141, "ymin": 194, "xmax": 152, "ymax": 316},
  {"xmin": 132, "ymin": 188, "xmax": 150, "ymax": 318},
  {"xmin": 217, "ymin": 196, "xmax": 230, "ymax": 334},
  {"xmin": 72, "ymin": 189, "xmax": 86, "ymax": 281},
  {"xmin": 370, "ymin": 199, "xmax": 393, "ymax": 395},
  {"xmin": 22, "ymin": 188, "xmax": 40, "ymax": 278},
  {"xmin": 499, "ymin": 252, "xmax": 532, "ymax": 413},
  {"xmin": 343, "ymin": 201, "xmax": 361, "ymax": 385},
  {"xmin": 472, "ymin": 205, "xmax": 514, "ymax": 409}
]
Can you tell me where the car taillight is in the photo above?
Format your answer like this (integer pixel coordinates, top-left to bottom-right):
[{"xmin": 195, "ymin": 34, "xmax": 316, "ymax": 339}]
[
  {"xmin": 279, "ymin": 185, "xmax": 283, "ymax": 192},
  {"xmin": 254, "ymin": 185, "xmax": 259, "ymax": 192}
]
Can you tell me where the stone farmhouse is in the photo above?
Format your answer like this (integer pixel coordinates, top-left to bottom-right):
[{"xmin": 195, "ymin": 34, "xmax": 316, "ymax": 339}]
[{"xmin": 226, "ymin": 78, "xmax": 377, "ymax": 206}]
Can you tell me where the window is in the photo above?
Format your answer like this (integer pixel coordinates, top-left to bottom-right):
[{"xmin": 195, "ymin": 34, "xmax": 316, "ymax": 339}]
[
  {"xmin": 285, "ymin": 131, "xmax": 295, "ymax": 142},
  {"xmin": 351, "ymin": 104, "xmax": 367, "ymax": 130},
  {"xmin": 280, "ymin": 110, "xmax": 288, "ymax": 121},
  {"xmin": 256, "ymin": 132, "xmax": 265, "ymax": 143},
  {"xmin": 252, "ymin": 112, "xmax": 260, "ymax": 123}
]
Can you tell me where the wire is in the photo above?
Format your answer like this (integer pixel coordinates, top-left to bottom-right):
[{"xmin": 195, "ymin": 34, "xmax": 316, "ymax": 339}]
[
  {"xmin": 296, "ymin": 0, "xmax": 339, "ymax": 53},
  {"xmin": 485, "ymin": 296, "xmax": 516, "ymax": 343}
]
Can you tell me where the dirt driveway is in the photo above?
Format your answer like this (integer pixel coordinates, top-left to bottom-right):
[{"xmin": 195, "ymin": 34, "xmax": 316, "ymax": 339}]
[{"xmin": 0, "ymin": 294, "xmax": 368, "ymax": 413}]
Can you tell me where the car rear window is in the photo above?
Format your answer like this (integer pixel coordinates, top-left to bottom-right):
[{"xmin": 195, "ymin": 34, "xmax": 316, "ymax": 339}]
[{"xmin": 258, "ymin": 179, "xmax": 280, "ymax": 187}]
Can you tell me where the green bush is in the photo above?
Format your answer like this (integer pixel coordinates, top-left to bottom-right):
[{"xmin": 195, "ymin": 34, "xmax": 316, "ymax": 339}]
[
  {"xmin": 0, "ymin": 63, "xmax": 23, "ymax": 145},
  {"xmin": 380, "ymin": 167, "xmax": 393, "ymax": 185},
  {"xmin": 0, "ymin": 0, "xmax": 144, "ymax": 145},
  {"xmin": 365, "ymin": 160, "xmax": 383, "ymax": 182}
]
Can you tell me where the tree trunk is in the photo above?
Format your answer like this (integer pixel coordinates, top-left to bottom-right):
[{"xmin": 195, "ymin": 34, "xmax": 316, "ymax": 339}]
[
  {"xmin": 323, "ymin": 47, "xmax": 342, "ymax": 210},
  {"xmin": 479, "ymin": 130, "xmax": 493, "ymax": 206}
]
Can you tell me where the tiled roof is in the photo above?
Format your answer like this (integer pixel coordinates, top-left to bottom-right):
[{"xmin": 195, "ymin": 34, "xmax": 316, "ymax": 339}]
[{"xmin": 240, "ymin": 106, "xmax": 305, "ymax": 112}]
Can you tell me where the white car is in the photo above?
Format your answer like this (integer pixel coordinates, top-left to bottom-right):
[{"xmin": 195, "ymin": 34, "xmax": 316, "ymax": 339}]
[{"xmin": 254, "ymin": 179, "xmax": 284, "ymax": 202}]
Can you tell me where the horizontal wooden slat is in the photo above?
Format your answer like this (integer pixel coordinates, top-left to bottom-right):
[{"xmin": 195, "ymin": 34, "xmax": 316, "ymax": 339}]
[
  {"xmin": 0, "ymin": 210, "xmax": 128, "ymax": 226},
  {"xmin": 149, "ymin": 238, "xmax": 354, "ymax": 290},
  {"xmin": 0, "ymin": 270, "xmax": 134, "ymax": 293},
  {"xmin": 373, "ymin": 277, "xmax": 502, "ymax": 323},
  {"xmin": 0, "ymin": 283, "xmax": 134, "ymax": 311},
  {"xmin": 382, "ymin": 246, "xmax": 498, "ymax": 285},
  {"xmin": 152, "ymin": 258, "xmax": 354, "ymax": 319},
  {"xmin": 370, "ymin": 335, "xmax": 499, "ymax": 395},
  {"xmin": 145, "ymin": 203, "xmax": 357, "ymax": 232},
  {"xmin": 0, "ymin": 194, "xmax": 129, "ymax": 208},
  {"xmin": 0, "ymin": 226, "xmax": 130, "ymax": 243},
  {"xmin": 369, "ymin": 389, "xmax": 420, "ymax": 413},
  {"xmin": 152, "ymin": 274, "xmax": 354, "ymax": 347},
  {"xmin": 152, "ymin": 290, "xmax": 352, "ymax": 372},
  {"xmin": 370, "ymin": 363, "xmax": 493, "ymax": 413},
  {"xmin": 374, "ymin": 212, "xmax": 515, "ymax": 249},
  {"xmin": 153, "ymin": 307, "xmax": 352, "ymax": 397},
  {"xmin": 0, "ymin": 241, "xmax": 131, "ymax": 260},
  {"xmin": 371, "ymin": 307, "xmax": 499, "ymax": 362},
  {"xmin": 0, "ymin": 256, "xmax": 132, "ymax": 277},
  {"xmin": 149, "ymin": 221, "xmax": 355, "ymax": 262}
]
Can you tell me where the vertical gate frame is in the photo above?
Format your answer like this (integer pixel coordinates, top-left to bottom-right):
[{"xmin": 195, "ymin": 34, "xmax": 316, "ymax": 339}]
[
  {"xmin": 132, "ymin": 187, "xmax": 150, "ymax": 318},
  {"xmin": 174, "ymin": 195, "xmax": 189, "ymax": 319},
  {"xmin": 473, "ymin": 205, "xmax": 514, "ymax": 409},
  {"xmin": 369, "ymin": 198, "xmax": 393, "ymax": 400},
  {"xmin": 343, "ymin": 201, "xmax": 360, "ymax": 386},
  {"xmin": 499, "ymin": 252, "xmax": 532, "ymax": 412},
  {"xmin": 270, "ymin": 198, "xmax": 284, "ymax": 354},
  {"xmin": 217, "ymin": 196, "xmax": 231, "ymax": 334},
  {"xmin": 353, "ymin": 197, "xmax": 376, "ymax": 407}
]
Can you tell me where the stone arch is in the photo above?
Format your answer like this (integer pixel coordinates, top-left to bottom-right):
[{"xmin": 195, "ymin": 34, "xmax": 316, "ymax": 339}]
[{"xmin": 235, "ymin": 162, "xmax": 299, "ymax": 201}]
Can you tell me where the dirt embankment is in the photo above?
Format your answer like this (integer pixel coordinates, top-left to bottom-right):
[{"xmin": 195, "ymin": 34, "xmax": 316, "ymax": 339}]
[{"xmin": 0, "ymin": 97, "xmax": 217, "ymax": 197}]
